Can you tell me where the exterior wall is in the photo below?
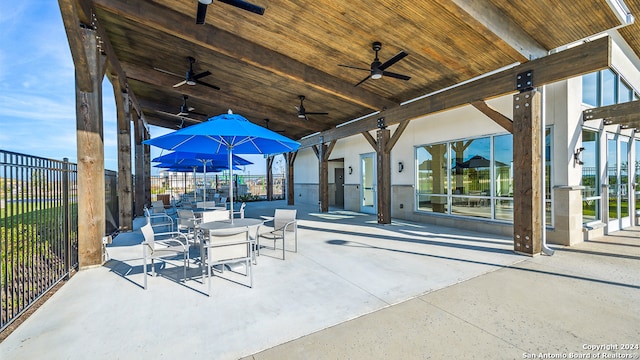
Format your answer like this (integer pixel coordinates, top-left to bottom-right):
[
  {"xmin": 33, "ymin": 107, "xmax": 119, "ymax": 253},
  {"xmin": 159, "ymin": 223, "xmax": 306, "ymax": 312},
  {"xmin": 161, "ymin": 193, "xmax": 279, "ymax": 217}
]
[
  {"xmin": 293, "ymin": 32, "xmax": 640, "ymax": 248},
  {"xmin": 294, "ymin": 147, "xmax": 319, "ymax": 206}
]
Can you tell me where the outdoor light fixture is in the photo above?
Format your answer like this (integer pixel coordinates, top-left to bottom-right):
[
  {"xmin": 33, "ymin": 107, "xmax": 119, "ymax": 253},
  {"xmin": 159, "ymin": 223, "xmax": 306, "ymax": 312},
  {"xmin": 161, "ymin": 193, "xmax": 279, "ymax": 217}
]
[
  {"xmin": 398, "ymin": 161, "xmax": 404, "ymax": 173},
  {"xmin": 348, "ymin": 166, "xmax": 353, "ymax": 174},
  {"xmin": 574, "ymin": 147, "xmax": 585, "ymax": 165}
]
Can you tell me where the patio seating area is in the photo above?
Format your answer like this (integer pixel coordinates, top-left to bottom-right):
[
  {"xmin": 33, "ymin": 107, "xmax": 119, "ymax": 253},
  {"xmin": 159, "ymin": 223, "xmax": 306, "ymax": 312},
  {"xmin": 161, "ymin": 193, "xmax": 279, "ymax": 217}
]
[{"xmin": 1, "ymin": 200, "xmax": 638, "ymax": 359}]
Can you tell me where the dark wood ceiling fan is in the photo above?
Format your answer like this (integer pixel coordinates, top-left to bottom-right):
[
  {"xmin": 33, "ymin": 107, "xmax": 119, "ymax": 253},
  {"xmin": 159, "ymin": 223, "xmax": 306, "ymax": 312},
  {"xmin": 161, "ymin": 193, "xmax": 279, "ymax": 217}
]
[
  {"xmin": 339, "ymin": 41, "xmax": 411, "ymax": 87},
  {"xmin": 295, "ymin": 95, "xmax": 328, "ymax": 121},
  {"xmin": 154, "ymin": 56, "xmax": 220, "ymax": 90}
]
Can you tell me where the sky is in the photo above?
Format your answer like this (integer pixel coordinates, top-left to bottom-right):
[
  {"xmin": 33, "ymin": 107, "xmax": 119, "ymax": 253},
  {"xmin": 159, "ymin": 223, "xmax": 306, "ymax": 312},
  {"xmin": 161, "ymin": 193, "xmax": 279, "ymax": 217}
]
[{"xmin": 0, "ymin": 1, "xmax": 273, "ymax": 175}]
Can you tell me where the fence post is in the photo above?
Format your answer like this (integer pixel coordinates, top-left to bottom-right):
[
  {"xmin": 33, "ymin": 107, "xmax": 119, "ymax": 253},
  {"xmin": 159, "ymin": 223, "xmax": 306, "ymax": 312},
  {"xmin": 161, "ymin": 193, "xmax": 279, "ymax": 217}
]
[{"xmin": 63, "ymin": 157, "xmax": 71, "ymax": 279}]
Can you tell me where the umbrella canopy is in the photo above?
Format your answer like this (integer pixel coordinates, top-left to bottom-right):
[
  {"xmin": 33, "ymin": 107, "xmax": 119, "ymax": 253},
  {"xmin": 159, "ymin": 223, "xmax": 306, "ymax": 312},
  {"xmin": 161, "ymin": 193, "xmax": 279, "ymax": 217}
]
[
  {"xmin": 152, "ymin": 152, "xmax": 253, "ymax": 167},
  {"xmin": 144, "ymin": 110, "xmax": 300, "ymax": 223},
  {"xmin": 154, "ymin": 163, "xmax": 241, "ymax": 172},
  {"xmin": 144, "ymin": 111, "xmax": 300, "ymax": 155}
]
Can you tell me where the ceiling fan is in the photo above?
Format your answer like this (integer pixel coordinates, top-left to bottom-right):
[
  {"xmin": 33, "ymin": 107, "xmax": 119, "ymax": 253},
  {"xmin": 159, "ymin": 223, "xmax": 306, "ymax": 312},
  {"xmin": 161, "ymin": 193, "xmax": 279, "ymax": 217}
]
[
  {"xmin": 264, "ymin": 118, "xmax": 285, "ymax": 133},
  {"xmin": 157, "ymin": 95, "xmax": 208, "ymax": 128},
  {"xmin": 154, "ymin": 56, "xmax": 220, "ymax": 90},
  {"xmin": 196, "ymin": 0, "xmax": 265, "ymax": 25},
  {"xmin": 338, "ymin": 41, "xmax": 411, "ymax": 87},
  {"xmin": 295, "ymin": 95, "xmax": 328, "ymax": 121}
]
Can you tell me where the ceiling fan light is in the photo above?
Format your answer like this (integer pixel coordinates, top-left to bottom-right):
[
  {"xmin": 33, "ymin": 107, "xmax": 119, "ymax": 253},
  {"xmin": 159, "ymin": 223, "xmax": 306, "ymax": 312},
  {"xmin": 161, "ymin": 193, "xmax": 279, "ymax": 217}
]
[
  {"xmin": 297, "ymin": 114, "xmax": 306, "ymax": 119},
  {"xmin": 371, "ymin": 70, "xmax": 383, "ymax": 79},
  {"xmin": 186, "ymin": 79, "xmax": 197, "ymax": 85},
  {"xmin": 199, "ymin": 0, "xmax": 213, "ymax": 4}
]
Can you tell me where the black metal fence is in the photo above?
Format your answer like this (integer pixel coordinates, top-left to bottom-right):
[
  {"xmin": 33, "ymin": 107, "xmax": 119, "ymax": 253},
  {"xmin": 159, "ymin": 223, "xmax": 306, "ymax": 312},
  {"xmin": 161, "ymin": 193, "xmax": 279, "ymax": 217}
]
[
  {"xmin": 1, "ymin": 150, "xmax": 81, "ymax": 332},
  {"xmin": 150, "ymin": 172, "xmax": 285, "ymax": 203}
]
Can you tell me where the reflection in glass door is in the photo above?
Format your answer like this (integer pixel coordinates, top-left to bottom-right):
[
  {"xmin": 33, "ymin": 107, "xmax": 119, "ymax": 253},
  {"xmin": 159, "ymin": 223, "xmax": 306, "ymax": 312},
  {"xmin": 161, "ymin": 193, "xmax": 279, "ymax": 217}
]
[
  {"xmin": 360, "ymin": 153, "xmax": 377, "ymax": 214},
  {"xmin": 607, "ymin": 135, "xmax": 631, "ymax": 232}
]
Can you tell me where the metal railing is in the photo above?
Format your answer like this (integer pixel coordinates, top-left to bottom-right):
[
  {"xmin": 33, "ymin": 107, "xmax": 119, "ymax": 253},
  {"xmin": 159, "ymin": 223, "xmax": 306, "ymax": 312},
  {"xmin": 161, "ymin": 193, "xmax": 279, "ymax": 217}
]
[
  {"xmin": 1, "ymin": 150, "xmax": 79, "ymax": 331},
  {"xmin": 150, "ymin": 173, "xmax": 285, "ymax": 203}
]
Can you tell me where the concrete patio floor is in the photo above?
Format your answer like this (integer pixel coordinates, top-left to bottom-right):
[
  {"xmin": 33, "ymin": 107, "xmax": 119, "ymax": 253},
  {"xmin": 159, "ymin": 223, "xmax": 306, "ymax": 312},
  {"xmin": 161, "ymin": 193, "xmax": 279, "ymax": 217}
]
[{"xmin": 1, "ymin": 200, "xmax": 638, "ymax": 359}]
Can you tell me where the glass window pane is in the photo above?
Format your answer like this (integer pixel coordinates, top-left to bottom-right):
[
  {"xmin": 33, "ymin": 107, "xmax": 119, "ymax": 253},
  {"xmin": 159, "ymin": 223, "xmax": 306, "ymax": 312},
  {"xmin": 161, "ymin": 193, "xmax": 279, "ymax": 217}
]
[
  {"xmin": 451, "ymin": 196, "xmax": 491, "ymax": 219},
  {"xmin": 495, "ymin": 199, "xmax": 513, "ymax": 221},
  {"xmin": 416, "ymin": 143, "xmax": 448, "ymax": 196},
  {"xmin": 545, "ymin": 128, "xmax": 552, "ymax": 201},
  {"xmin": 620, "ymin": 139, "xmax": 629, "ymax": 218},
  {"xmin": 582, "ymin": 72, "xmax": 598, "ymax": 106},
  {"xmin": 450, "ymin": 138, "xmax": 490, "ymax": 196},
  {"xmin": 608, "ymin": 138, "xmax": 618, "ymax": 220},
  {"xmin": 602, "ymin": 69, "xmax": 616, "ymax": 106},
  {"xmin": 417, "ymin": 194, "xmax": 448, "ymax": 214},
  {"xmin": 619, "ymin": 80, "xmax": 633, "ymax": 103},
  {"xmin": 494, "ymin": 134, "xmax": 513, "ymax": 197}
]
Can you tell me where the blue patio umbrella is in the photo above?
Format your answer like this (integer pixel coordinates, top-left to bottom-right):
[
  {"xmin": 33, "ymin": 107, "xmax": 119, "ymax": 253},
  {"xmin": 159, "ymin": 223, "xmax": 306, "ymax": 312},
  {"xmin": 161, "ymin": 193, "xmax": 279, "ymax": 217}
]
[
  {"xmin": 153, "ymin": 152, "xmax": 253, "ymax": 202},
  {"xmin": 144, "ymin": 110, "xmax": 300, "ymax": 222},
  {"xmin": 155, "ymin": 162, "xmax": 242, "ymax": 203},
  {"xmin": 152, "ymin": 152, "xmax": 253, "ymax": 167}
]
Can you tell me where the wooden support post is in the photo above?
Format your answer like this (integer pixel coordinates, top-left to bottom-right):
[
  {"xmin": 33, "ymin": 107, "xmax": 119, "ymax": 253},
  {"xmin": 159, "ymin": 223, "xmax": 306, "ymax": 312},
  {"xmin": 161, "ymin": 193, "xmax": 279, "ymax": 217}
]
[
  {"xmin": 363, "ymin": 120, "xmax": 408, "ymax": 224},
  {"xmin": 266, "ymin": 156, "xmax": 274, "ymax": 201},
  {"xmin": 76, "ymin": 27, "xmax": 105, "ymax": 268},
  {"xmin": 513, "ymin": 89, "xmax": 542, "ymax": 255},
  {"xmin": 144, "ymin": 129, "xmax": 151, "ymax": 208},
  {"xmin": 133, "ymin": 117, "xmax": 145, "ymax": 216},
  {"xmin": 377, "ymin": 128, "xmax": 391, "ymax": 224},
  {"xmin": 114, "ymin": 86, "xmax": 133, "ymax": 231},
  {"xmin": 313, "ymin": 139, "xmax": 336, "ymax": 212},
  {"xmin": 286, "ymin": 152, "xmax": 297, "ymax": 205}
]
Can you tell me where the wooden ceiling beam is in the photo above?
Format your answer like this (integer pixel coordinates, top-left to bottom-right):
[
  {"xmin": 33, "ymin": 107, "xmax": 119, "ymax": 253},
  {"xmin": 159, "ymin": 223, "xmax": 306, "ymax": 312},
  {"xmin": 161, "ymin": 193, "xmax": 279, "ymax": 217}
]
[
  {"xmin": 583, "ymin": 100, "xmax": 640, "ymax": 123},
  {"xmin": 300, "ymin": 36, "xmax": 612, "ymax": 148},
  {"xmin": 445, "ymin": 0, "xmax": 548, "ymax": 60},
  {"xmin": 93, "ymin": 0, "xmax": 397, "ymax": 111},
  {"xmin": 58, "ymin": 0, "xmax": 94, "ymax": 91},
  {"xmin": 471, "ymin": 100, "xmax": 513, "ymax": 133},
  {"xmin": 123, "ymin": 63, "xmax": 327, "ymax": 134}
]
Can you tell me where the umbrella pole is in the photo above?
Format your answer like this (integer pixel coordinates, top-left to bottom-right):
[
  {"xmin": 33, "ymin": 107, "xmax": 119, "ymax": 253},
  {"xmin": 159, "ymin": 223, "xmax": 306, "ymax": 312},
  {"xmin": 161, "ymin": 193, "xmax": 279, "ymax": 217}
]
[
  {"xmin": 202, "ymin": 159, "xmax": 208, "ymax": 203},
  {"xmin": 228, "ymin": 147, "xmax": 234, "ymax": 224},
  {"xmin": 192, "ymin": 166, "xmax": 197, "ymax": 204}
]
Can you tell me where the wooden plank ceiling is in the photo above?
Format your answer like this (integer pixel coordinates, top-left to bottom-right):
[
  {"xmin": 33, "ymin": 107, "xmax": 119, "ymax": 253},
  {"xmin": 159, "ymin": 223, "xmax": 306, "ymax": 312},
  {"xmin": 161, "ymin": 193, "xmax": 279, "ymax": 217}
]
[{"xmin": 88, "ymin": 0, "xmax": 635, "ymax": 141}]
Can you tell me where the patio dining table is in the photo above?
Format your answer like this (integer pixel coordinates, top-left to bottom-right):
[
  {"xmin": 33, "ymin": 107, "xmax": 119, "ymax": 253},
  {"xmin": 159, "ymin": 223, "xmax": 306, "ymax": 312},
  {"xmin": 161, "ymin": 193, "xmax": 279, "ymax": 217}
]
[{"xmin": 199, "ymin": 218, "xmax": 264, "ymax": 235}]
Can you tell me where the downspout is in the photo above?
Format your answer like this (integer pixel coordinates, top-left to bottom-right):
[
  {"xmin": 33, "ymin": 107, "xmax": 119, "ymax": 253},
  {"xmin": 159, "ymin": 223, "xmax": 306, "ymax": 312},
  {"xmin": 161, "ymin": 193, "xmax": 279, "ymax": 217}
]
[{"xmin": 540, "ymin": 85, "xmax": 555, "ymax": 256}]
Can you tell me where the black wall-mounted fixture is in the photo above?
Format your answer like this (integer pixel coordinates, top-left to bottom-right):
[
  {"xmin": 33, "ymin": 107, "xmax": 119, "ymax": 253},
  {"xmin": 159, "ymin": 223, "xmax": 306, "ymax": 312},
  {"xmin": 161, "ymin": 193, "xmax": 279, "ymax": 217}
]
[
  {"xmin": 574, "ymin": 147, "xmax": 585, "ymax": 165},
  {"xmin": 348, "ymin": 166, "xmax": 353, "ymax": 174},
  {"xmin": 398, "ymin": 161, "xmax": 404, "ymax": 173}
]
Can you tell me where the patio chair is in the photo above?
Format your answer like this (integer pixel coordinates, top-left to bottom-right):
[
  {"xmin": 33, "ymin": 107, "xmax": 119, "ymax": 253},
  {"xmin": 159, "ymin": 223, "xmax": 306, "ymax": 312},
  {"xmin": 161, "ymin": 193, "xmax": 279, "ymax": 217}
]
[
  {"xmin": 201, "ymin": 209, "xmax": 231, "ymax": 223},
  {"xmin": 232, "ymin": 202, "xmax": 246, "ymax": 219},
  {"xmin": 140, "ymin": 221, "xmax": 189, "ymax": 289},
  {"xmin": 196, "ymin": 200, "xmax": 219, "ymax": 209},
  {"xmin": 257, "ymin": 209, "xmax": 297, "ymax": 260},
  {"xmin": 201, "ymin": 226, "xmax": 252, "ymax": 295},
  {"xmin": 177, "ymin": 209, "xmax": 199, "ymax": 239},
  {"xmin": 144, "ymin": 207, "xmax": 174, "ymax": 232},
  {"xmin": 217, "ymin": 196, "xmax": 228, "ymax": 208}
]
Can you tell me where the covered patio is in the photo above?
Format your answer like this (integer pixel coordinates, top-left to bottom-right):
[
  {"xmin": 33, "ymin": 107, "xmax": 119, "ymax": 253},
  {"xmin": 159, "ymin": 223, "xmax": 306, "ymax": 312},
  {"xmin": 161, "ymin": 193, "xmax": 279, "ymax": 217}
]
[{"xmin": 1, "ymin": 201, "xmax": 638, "ymax": 359}]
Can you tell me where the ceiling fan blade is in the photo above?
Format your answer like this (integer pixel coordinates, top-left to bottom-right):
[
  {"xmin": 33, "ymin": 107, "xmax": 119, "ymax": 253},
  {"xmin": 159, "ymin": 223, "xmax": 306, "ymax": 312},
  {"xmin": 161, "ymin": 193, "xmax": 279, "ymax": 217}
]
[
  {"xmin": 195, "ymin": 79, "xmax": 221, "ymax": 90},
  {"xmin": 193, "ymin": 70, "xmax": 212, "ymax": 80},
  {"xmin": 173, "ymin": 80, "xmax": 187, "ymax": 88},
  {"xmin": 378, "ymin": 50, "xmax": 408, "ymax": 71},
  {"xmin": 305, "ymin": 112, "xmax": 329, "ymax": 115},
  {"xmin": 382, "ymin": 70, "xmax": 411, "ymax": 81},
  {"xmin": 338, "ymin": 64, "xmax": 370, "ymax": 72},
  {"xmin": 196, "ymin": 2, "xmax": 208, "ymax": 24},
  {"xmin": 190, "ymin": 110, "xmax": 209, "ymax": 117},
  {"xmin": 154, "ymin": 67, "xmax": 183, "ymax": 78},
  {"xmin": 354, "ymin": 75, "xmax": 370, "ymax": 87},
  {"xmin": 218, "ymin": 0, "xmax": 265, "ymax": 15}
]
